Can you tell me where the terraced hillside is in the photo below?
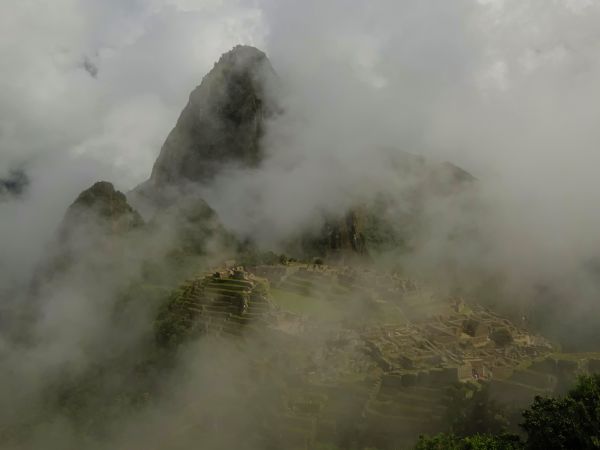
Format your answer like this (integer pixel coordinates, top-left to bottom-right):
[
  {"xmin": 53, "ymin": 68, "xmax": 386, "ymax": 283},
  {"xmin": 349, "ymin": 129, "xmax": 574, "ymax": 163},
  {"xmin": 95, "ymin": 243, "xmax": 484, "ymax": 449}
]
[
  {"xmin": 151, "ymin": 262, "xmax": 600, "ymax": 449},
  {"xmin": 154, "ymin": 268, "xmax": 273, "ymax": 346}
]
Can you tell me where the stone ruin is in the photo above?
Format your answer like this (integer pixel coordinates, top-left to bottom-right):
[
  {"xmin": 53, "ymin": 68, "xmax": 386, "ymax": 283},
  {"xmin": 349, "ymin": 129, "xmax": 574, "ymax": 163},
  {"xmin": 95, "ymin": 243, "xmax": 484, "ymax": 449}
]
[
  {"xmin": 156, "ymin": 262, "xmax": 599, "ymax": 449},
  {"xmin": 154, "ymin": 267, "xmax": 273, "ymax": 345}
]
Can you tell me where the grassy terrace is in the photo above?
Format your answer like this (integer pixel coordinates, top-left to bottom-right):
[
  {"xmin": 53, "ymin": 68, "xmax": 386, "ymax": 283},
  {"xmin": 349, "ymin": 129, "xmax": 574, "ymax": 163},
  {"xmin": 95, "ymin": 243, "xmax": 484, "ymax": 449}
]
[
  {"xmin": 279, "ymin": 273, "xmax": 349, "ymax": 296},
  {"xmin": 489, "ymin": 378, "xmax": 552, "ymax": 406},
  {"xmin": 509, "ymin": 369, "xmax": 556, "ymax": 389},
  {"xmin": 270, "ymin": 287, "xmax": 340, "ymax": 320},
  {"xmin": 367, "ymin": 398, "xmax": 445, "ymax": 417},
  {"xmin": 203, "ymin": 288, "xmax": 247, "ymax": 299},
  {"xmin": 208, "ymin": 277, "xmax": 254, "ymax": 287},
  {"xmin": 272, "ymin": 273, "xmax": 411, "ymax": 325},
  {"xmin": 363, "ymin": 406, "xmax": 441, "ymax": 430},
  {"xmin": 204, "ymin": 283, "xmax": 251, "ymax": 293},
  {"xmin": 377, "ymin": 386, "xmax": 448, "ymax": 405}
]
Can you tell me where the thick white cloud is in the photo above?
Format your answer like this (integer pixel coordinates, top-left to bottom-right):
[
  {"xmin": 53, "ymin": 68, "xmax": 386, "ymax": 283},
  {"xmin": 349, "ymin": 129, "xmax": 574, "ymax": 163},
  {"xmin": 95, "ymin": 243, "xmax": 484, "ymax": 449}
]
[
  {"xmin": 0, "ymin": 0, "xmax": 264, "ymax": 289},
  {"xmin": 2, "ymin": 0, "xmax": 600, "ymax": 294}
]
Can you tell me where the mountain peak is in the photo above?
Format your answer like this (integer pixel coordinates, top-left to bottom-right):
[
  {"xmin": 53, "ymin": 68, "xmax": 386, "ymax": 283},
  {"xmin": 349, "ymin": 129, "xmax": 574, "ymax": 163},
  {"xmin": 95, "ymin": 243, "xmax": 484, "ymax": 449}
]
[
  {"xmin": 216, "ymin": 44, "xmax": 268, "ymax": 68},
  {"xmin": 149, "ymin": 45, "xmax": 279, "ymax": 186},
  {"xmin": 63, "ymin": 181, "xmax": 143, "ymax": 235}
]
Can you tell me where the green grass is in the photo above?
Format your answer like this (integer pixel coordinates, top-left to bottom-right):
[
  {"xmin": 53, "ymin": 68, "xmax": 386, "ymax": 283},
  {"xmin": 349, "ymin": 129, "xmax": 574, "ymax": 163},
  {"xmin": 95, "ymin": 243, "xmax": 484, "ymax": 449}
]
[
  {"xmin": 270, "ymin": 288, "xmax": 340, "ymax": 320},
  {"xmin": 551, "ymin": 352, "xmax": 600, "ymax": 361}
]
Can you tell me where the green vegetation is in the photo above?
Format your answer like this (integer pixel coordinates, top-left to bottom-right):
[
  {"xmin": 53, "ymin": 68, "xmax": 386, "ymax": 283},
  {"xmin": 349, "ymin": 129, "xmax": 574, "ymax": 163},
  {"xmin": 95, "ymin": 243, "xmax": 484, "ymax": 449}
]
[
  {"xmin": 444, "ymin": 382, "xmax": 512, "ymax": 437},
  {"xmin": 154, "ymin": 282, "xmax": 201, "ymax": 348},
  {"xmin": 236, "ymin": 244, "xmax": 284, "ymax": 267},
  {"xmin": 490, "ymin": 328, "xmax": 514, "ymax": 347},
  {"xmin": 522, "ymin": 373, "xmax": 600, "ymax": 449},
  {"xmin": 417, "ymin": 374, "xmax": 600, "ymax": 450},
  {"xmin": 270, "ymin": 287, "xmax": 339, "ymax": 319},
  {"xmin": 362, "ymin": 195, "xmax": 411, "ymax": 255},
  {"xmin": 415, "ymin": 433, "xmax": 522, "ymax": 450}
]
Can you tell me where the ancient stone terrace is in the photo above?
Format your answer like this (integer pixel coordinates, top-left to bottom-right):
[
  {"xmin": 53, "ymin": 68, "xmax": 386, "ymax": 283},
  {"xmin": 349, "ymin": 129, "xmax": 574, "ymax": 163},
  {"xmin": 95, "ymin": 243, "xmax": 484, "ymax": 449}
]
[
  {"xmin": 158, "ymin": 262, "xmax": 599, "ymax": 448},
  {"xmin": 360, "ymin": 306, "xmax": 553, "ymax": 383},
  {"xmin": 154, "ymin": 267, "xmax": 273, "ymax": 344}
]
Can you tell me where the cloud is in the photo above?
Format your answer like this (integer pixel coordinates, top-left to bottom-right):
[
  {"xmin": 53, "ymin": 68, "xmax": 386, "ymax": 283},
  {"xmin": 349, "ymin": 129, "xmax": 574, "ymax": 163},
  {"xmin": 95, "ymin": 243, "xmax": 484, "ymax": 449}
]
[
  {"xmin": 2, "ymin": 0, "xmax": 600, "ymax": 446},
  {"xmin": 182, "ymin": 0, "xmax": 600, "ymax": 346},
  {"xmin": 252, "ymin": 0, "xmax": 600, "ymax": 278},
  {"xmin": 3, "ymin": 0, "xmax": 599, "ymax": 290},
  {"xmin": 0, "ymin": 0, "xmax": 264, "ymax": 291}
]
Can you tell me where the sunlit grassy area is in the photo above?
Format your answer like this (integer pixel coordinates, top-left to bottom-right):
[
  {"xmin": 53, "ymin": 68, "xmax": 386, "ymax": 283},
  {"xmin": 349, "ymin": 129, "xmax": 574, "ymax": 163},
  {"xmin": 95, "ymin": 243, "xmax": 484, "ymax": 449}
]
[{"xmin": 270, "ymin": 287, "xmax": 341, "ymax": 320}]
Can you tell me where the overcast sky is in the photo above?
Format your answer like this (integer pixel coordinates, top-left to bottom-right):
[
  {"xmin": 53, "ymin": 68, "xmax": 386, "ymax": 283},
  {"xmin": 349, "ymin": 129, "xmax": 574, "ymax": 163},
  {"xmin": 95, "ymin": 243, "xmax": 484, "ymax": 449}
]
[{"xmin": 2, "ymin": 0, "xmax": 600, "ymax": 289}]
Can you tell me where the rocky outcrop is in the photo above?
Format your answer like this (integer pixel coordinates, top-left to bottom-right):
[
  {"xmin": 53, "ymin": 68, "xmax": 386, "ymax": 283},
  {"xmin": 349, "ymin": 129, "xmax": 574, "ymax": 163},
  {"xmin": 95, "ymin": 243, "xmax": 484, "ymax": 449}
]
[
  {"xmin": 295, "ymin": 155, "xmax": 476, "ymax": 260},
  {"xmin": 60, "ymin": 181, "xmax": 143, "ymax": 238},
  {"xmin": 298, "ymin": 209, "xmax": 368, "ymax": 259},
  {"xmin": 30, "ymin": 182, "xmax": 144, "ymax": 289}
]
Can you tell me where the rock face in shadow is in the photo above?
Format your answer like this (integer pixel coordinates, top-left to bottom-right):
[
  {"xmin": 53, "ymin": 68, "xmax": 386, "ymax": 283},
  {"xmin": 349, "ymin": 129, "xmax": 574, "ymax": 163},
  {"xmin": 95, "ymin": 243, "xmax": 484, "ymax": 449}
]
[
  {"xmin": 61, "ymin": 181, "xmax": 143, "ymax": 237},
  {"xmin": 58, "ymin": 181, "xmax": 143, "ymax": 255},
  {"xmin": 149, "ymin": 45, "xmax": 279, "ymax": 187},
  {"xmin": 30, "ymin": 182, "xmax": 144, "ymax": 291},
  {"xmin": 294, "ymin": 155, "xmax": 477, "ymax": 260}
]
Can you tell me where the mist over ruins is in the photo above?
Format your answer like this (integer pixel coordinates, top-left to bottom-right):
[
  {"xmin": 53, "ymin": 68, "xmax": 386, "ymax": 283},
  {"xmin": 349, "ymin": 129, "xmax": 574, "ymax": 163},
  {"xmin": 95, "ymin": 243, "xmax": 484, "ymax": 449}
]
[{"xmin": 2, "ymin": 3, "xmax": 600, "ymax": 450}]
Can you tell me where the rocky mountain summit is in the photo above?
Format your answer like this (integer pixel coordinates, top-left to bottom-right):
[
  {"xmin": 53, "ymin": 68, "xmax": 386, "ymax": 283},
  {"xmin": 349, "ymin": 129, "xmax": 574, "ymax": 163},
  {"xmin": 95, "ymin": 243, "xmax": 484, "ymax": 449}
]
[
  {"xmin": 67, "ymin": 45, "xmax": 476, "ymax": 261},
  {"xmin": 62, "ymin": 181, "xmax": 143, "ymax": 235},
  {"xmin": 149, "ymin": 45, "xmax": 279, "ymax": 187}
]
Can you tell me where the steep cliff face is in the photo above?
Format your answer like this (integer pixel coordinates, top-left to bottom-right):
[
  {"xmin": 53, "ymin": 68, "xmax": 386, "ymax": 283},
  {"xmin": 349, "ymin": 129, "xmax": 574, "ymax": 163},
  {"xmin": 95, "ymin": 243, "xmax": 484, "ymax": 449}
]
[
  {"xmin": 149, "ymin": 45, "xmax": 279, "ymax": 186},
  {"xmin": 297, "ymin": 209, "xmax": 368, "ymax": 260}
]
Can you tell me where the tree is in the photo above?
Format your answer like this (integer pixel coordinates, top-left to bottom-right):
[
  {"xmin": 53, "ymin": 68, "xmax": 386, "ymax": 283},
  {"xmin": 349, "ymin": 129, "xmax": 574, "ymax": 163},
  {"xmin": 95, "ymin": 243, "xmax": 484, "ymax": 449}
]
[
  {"xmin": 415, "ymin": 433, "xmax": 523, "ymax": 450},
  {"xmin": 445, "ymin": 381, "xmax": 511, "ymax": 437},
  {"xmin": 417, "ymin": 375, "xmax": 600, "ymax": 450},
  {"xmin": 522, "ymin": 374, "xmax": 600, "ymax": 449}
]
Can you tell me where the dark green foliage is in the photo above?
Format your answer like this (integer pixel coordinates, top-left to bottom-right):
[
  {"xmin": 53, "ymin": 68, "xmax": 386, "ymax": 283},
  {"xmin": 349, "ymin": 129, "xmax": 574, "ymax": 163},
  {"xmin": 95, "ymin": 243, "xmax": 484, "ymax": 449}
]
[
  {"xmin": 490, "ymin": 328, "xmax": 513, "ymax": 347},
  {"xmin": 236, "ymin": 242, "xmax": 282, "ymax": 267},
  {"xmin": 155, "ymin": 196, "xmax": 236, "ymax": 259},
  {"xmin": 419, "ymin": 375, "xmax": 600, "ymax": 450},
  {"xmin": 52, "ymin": 362, "xmax": 150, "ymax": 437},
  {"xmin": 445, "ymin": 382, "xmax": 511, "ymax": 437},
  {"xmin": 521, "ymin": 374, "xmax": 600, "ymax": 449},
  {"xmin": 298, "ymin": 210, "xmax": 368, "ymax": 259},
  {"xmin": 153, "ymin": 272, "xmax": 270, "ymax": 348},
  {"xmin": 252, "ymin": 278, "xmax": 270, "ymax": 297},
  {"xmin": 415, "ymin": 433, "xmax": 523, "ymax": 450},
  {"xmin": 362, "ymin": 195, "xmax": 411, "ymax": 254},
  {"xmin": 154, "ymin": 282, "xmax": 202, "ymax": 348}
]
